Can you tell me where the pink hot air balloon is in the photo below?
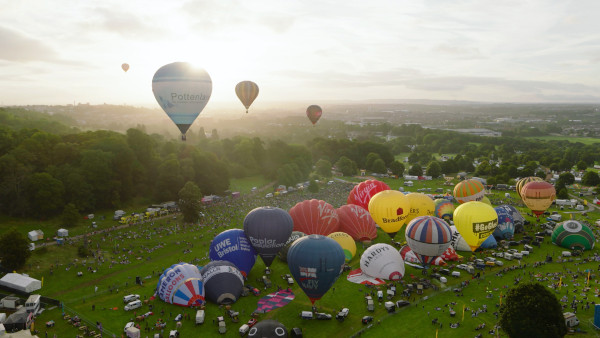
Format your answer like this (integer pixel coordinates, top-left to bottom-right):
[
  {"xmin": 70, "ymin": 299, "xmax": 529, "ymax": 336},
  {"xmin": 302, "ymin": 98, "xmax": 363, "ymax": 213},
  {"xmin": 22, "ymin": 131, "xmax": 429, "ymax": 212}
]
[
  {"xmin": 336, "ymin": 204, "xmax": 377, "ymax": 242},
  {"xmin": 289, "ymin": 199, "xmax": 339, "ymax": 236},
  {"xmin": 347, "ymin": 180, "xmax": 390, "ymax": 210}
]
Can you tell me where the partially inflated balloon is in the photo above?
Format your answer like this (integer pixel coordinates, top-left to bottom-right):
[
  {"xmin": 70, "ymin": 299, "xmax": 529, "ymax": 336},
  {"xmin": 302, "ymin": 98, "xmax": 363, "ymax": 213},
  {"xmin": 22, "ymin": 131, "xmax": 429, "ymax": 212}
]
[
  {"xmin": 492, "ymin": 207, "xmax": 514, "ymax": 240},
  {"xmin": 405, "ymin": 193, "xmax": 435, "ymax": 224},
  {"xmin": 243, "ymin": 207, "xmax": 294, "ymax": 267},
  {"xmin": 121, "ymin": 63, "xmax": 129, "ymax": 72},
  {"xmin": 360, "ymin": 243, "xmax": 405, "ymax": 281},
  {"xmin": 453, "ymin": 179, "xmax": 485, "ymax": 204},
  {"xmin": 200, "ymin": 260, "xmax": 244, "ymax": 305},
  {"xmin": 152, "ymin": 62, "xmax": 212, "ymax": 140},
  {"xmin": 289, "ymin": 199, "xmax": 339, "ymax": 236},
  {"xmin": 481, "ymin": 196, "xmax": 492, "ymax": 206},
  {"xmin": 287, "ymin": 235, "xmax": 345, "ymax": 304},
  {"xmin": 156, "ymin": 263, "xmax": 205, "ymax": 307},
  {"xmin": 521, "ymin": 181, "xmax": 555, "ymax": 218},
  {"xmin": 209, "ymin": 229, "xmax": 256, "ymax": 277},
  {"xmin": 405, "ymin": 216, "xmax": 452, "ymax": 265},
  {"xmin": 515, "ymin": 176, "xmax": 543, "ymax": 199},
  {"xmin": 327, "ymin": 232, "xmax": 356, "ymax": 261},
  {"xmin": 278, "ymin": 231, "xmax": 306, "ymax": 263},
  {"xmin": 347, "ymin": 180, "xmax": 390, "ymax": 210},
  {"xmin": 336, "ymin": 204, "xmax": 377, "ymax": 242},
  {"xmin": 368, "ymin": 190, "xmax": 410, "ymax": 239},
  {"xmin": 453, "ymin": 201, "xmax": 498, "ymax": 251},
  {"xmin": 306, "ymin": 105, "xmax": 322, "ymax": 125},
  {"xmin": 235, "ymin": 81, "xmax": 259, "ymax": 113}
]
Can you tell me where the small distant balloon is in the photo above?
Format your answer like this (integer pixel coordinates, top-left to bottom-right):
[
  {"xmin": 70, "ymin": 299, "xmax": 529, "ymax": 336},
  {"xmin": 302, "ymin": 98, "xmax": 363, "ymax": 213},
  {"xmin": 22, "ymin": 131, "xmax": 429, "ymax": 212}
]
[
  {"xmin": 235, "ymin": 81, "xmax": 259, "ymax": 113},
  {"xmin": 306, "ymin": 105, "xmax": 322, "ymax": 125},
  {"xmin": 121, "ymin": 63, "xmax": 129, "ymax": 72}
]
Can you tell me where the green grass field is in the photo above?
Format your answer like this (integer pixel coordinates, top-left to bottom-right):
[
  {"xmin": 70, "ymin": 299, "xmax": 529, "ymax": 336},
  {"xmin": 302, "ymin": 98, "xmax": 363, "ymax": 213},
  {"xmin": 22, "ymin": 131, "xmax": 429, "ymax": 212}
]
[
  {"xmin": 4, "ymin": 177, "xmax": 600, "ymax": 338},
  {"xmin": 525, "ymin": 136, "xmax": 600, "ymax": 145}
]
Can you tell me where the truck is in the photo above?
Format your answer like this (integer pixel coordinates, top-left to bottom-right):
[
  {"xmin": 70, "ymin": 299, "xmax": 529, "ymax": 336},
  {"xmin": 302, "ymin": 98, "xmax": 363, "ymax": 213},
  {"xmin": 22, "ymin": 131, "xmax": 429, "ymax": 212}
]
[
  {"xmin": 25, "ymin": 294, "xmax": 41, "ymax": 314},
  {"xmin": 195, "ymin": 310, "xmax": 205, "ymax": 325}
]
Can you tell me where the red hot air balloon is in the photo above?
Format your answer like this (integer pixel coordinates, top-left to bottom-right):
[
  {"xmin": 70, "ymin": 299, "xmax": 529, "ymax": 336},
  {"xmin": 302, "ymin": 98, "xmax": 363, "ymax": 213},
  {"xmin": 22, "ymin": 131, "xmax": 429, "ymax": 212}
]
[
  {"xmin": 347, "ymin": 180, "xmax": 391, "ymax": 210},
  {"xmin": 289, "ymin": 199, "xmax": 339, "ymax": 236},
  {"xmin": 306, "ymin": 105, "xmax": 322, "ymax": 125},
  {"xmin": 336, "ymin": 204, "xmax": 377, "ymax": 243}
]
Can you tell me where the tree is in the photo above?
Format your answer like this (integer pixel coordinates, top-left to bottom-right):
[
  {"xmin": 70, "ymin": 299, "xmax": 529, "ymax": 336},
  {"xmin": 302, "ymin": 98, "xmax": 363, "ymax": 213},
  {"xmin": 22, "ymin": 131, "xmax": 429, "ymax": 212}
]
[
  {"xmin": 365, "ymin": 153, "xmax": 381, "ymax": 171},
  {"xmin": 535, "ymin": 170, "xmax": 546, "ymax": 179},
  {"xmin": 389, "ymin": 161, "xmax": 405, "ymax": 177},
  {"xmin": 557, "ymin": 187, "xmax": 569, "ymax": 199},
  {"xmin": 335, "ymin": 156, "xmax": 357, "ymax": 177},
  {"xmin": 315, "ymin": 159, "xmax": 332, "ymax": 178},
  {"xmin": 372, "ymin": 159, "xmax": 387, "ymax": 174},
  {"xmin": 576, "ymin": 160, "xmax": 587, "ymax": 171},
  {"xmin": 426, "ymin": 161, "xmax": 442, "ymax": 178},
  {"xmin": 582, "ymin": 170, "xmax": 600, "ymax": 187},
  {"xmin": 0, "ymin": 228, "xmax": 31, "ymax": 271},
  {"xmin": 558, "ymin": 172, "xmax": 575, "ymax": 185},
  {"xmin": 308, "ymin": 179, "xmax": 319, "ymax": 193},
  {"xmin": 25, "ymin": 172, "xmax": 65, "ymax": 218},
  {"xmin": 61, "ymin": 203, "xmax": 80, "ymax": 228},
  {"xmin": 179, "ymin": 181, "xmax": 202, "ymax": 223},
  {"xmin": 499, "ymin": 282, "xmax": 567, "ymax": 338},
  {"xmin": 408, "ymin": 165, "xmax": 422, "ymax": 176}
]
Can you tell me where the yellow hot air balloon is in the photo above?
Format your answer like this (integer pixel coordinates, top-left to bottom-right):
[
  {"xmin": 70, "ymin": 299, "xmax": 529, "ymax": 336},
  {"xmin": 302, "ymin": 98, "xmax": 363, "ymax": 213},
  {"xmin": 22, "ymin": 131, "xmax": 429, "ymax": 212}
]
[
  {"xmin": 368, "ymin": 190, "xmax": 411, "ymax": 239},
  {"xmin": 515, "ymin": 176, "xmax": 543, "ymax": 199},
  {"xmin": 405, "ymin": 193, "xmax": 435, "ymax": 224},
  {"xmin": 453, "ymin": 201, "xmax": 498, "ymax": 252},
  {"xmin": 235, "ymin": 81, "xmax": 259, "ymax": 113},
  {"xmin": 481, "ymin": 196, "xmax": 492, "ymax": 206},
  {"xmin": 521, "ymin": 181, "xmax": 555, "ymax": 219},
  {"xmin": 327, "ymin": 232, "xmax": 356, "ymax": 261},
  {"xmin": 453, "ymin": 179, "xmax": 485, "ymax": 204}
]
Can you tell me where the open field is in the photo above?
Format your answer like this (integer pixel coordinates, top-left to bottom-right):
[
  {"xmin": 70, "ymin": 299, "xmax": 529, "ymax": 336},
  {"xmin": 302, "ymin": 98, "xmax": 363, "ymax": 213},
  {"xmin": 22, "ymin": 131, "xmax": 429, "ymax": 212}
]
[
  {"xmin": 525, "ymin": 136, "xmax": 600, "ymax": 145},
  {"xmin": 3, "ymin": 177, "xmax": 600, "ymax": 337}
]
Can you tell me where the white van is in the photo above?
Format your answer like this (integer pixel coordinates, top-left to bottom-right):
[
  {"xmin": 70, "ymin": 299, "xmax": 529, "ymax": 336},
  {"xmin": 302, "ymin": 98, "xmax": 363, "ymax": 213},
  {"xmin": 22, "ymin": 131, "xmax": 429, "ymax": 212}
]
[
  {"xmin": 513, "ymin": 253, "xmax": 523, "ymax": 259},
  {"xmin": 562, "ymin": 251, "xmax": 572, "ymax": 257},
  {"xmin": 123, "ymin": 294, "xmax": 140, "ymax": 303},
  {"xmin": 504, "ymin": 253, "xmax": 513, "ymax": 260},
  {"xmin": 124, "ymin": 300, "xmax": 142, "ymax": 311},
  {"xmin": 195, "ymin": 310, "xmax": 205, "ymax": 325},
  {"xmin": 300, "ymin": 311, "xmax": 313, "ymax": 319},
  {"xmin": 451, "ymin": 271, "xmax": 461, "ymax": 278},
  {"xmin": 239, "ymin": 324, "xmax": 250, "ymax": 336}
]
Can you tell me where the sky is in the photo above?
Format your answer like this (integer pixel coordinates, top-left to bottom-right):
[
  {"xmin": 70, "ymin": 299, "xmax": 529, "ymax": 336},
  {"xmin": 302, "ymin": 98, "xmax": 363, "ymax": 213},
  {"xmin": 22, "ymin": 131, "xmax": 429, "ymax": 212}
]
[{"xmin": 1, "ymin": 0, "xmax": 600, "ymax": 108}]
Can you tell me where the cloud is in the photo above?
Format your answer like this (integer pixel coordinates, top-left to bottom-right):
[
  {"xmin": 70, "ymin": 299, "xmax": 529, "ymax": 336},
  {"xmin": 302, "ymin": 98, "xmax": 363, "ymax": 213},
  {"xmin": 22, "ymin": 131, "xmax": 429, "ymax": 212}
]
[
  {"xmin": 79, "ymin": 6, "xmax": 168, "ymax": 39},
  {"xmin": 0, "ymin": 26, "xmax": 59, "ymax": 62}
]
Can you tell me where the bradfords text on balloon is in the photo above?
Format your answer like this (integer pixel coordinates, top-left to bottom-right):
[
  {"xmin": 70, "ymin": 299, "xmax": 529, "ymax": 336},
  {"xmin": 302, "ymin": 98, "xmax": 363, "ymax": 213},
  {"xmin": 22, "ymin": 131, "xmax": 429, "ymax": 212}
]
[{"xmin": 382, "ymin": 214, "xmax": 408, "ymax": 223}]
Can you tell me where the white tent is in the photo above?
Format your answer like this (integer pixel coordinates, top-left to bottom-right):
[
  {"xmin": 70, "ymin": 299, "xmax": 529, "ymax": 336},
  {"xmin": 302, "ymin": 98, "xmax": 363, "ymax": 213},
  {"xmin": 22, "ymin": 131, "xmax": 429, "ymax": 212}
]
[
  {"xmin": 126, "ymin": 326, "xmax": 140, "ymax": 338},
  {"xmin": 57, "ymin": 229, "xmax": 68, "ymax": 237},
  {"xmin": 0, "ymin": 274, "xmax": 41, "ymax": 293},
  {"xmin": 27, "ymin": 230, "xmax": 43, "ymax": 242}
]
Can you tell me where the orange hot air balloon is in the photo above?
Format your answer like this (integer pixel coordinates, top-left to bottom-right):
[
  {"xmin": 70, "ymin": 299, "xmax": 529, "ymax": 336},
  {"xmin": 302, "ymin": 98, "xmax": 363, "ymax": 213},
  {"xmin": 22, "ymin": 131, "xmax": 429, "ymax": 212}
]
[
  {"xmin": 453, "ymin": 179, "xmax": 485, "ymax": 204},
  {"xmin": 515, "ymin": 176, "xmax": 543, "ymax": 199},
  {"xmin": 347, "ymin": 179, "xmax": 391, "ymax": 210},
  {"xmin": 336, "ymin": 204, "xmax": 377, "ymax": 243},
  {"xmin": 306, "ymin": 105, "xmax": 322, "ymax": 125},
  {"xmin": 121, "ymin": 63, "xmax": 129, "ymax": 72},
  {"xmin": 235, "ymin": 81, "xmax": 259, "ymax": 113},
  {"xmin": 289, "ymin": 199, "xmax": 339, "ymax": 236},
  {"xmin": 521, "ymin": 181, "xmax": 556, "ymax": 219}
]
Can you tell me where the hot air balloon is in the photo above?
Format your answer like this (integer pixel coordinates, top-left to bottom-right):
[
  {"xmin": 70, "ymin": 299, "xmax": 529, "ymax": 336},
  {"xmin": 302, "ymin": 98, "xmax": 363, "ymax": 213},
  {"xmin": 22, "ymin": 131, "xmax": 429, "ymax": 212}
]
[
  {"xmin": 360, "ymin": 243, "xmax": 405, "ymax": 281},
  {"xmin": 347, "ymin": 180, "xmax": 391, "ymax": 210},
  {"xmin": 520, "ymin": 181, "xmax": 556, "ymax": 219},
  {"xmin": 200, "ymin": 260, "xmax": 244, "ymax": 305},
  {"xmin": 515, "ymin": 176, "xmax": 543, "ymax": 199},
  {"xmin": 288, "ymin": 199, "xmax": 339, "ymax": 236},
  {"xmin": 434, "ymin": 199, "xmax": 455, "ymax": 221},
  {"xmin": 405, "ymin": 193, "xmax": 436, "ymax": 224},
  {"xmin": 492, "ymin": 207, "xmax": 515, "ymax": 240},
  {"xmin": 152, "ymin": 62, "xmax": 212, "ymax": 141},
  {"xmin": 453, "ymin": 201, "xmax": 498, "ymax": 252},
  {"xmin": 367, "ymin": 190, "xmax": 411, "ymax": 239},
  {"xmin": 481, "ymin": 196, "xmax": 492, "ymax": 206},
  {"xmin": 156, "ymin": 263, "xmax": 205, "ymax": 307},
  {"xmin": 121, "ymin": 63, "xmax": 129, "ymax": 72},
  {"xmin": 209, "ymin": 229, "xmax": 256, "ymax": 277},
  {"xmin": 235, "ymin": 81, "xmax": 259, "ymax": 113},
  {"xmin": 287, "ymin": 235, "xmax": 345, "ymax": 305},
  {"xmin": 336, "ymin": 204, "xmax": 377, "ymax": 243},
  {"xmin": 306, "ymin": 105, "xmax": 322, "ymax": 125},
  {"xmin": 551, "ymin": 220, "xmax": 595, "ymax": 250},
  {"xmin": 327, "ymin": 232, "xmax": 357, "ymax": 261},
  {"xmin": 277, "ymin": 231, "xmax": 306, "ymax": 263},
  {"xmin": 476, "ymin": 234, "xmax": 497, "ymax": 250},
  {"xmin": 453, "ymin": 179, "xmax": 485, "ymax": 204},
  {"xmin": 449, "ymin": 226, "xmax": 472, "ymax": 252},
  {"xmin": 248, "ymin": 320, "xmax": 288, "ymax": 338},
  {"xmin": 405, "ymin": 216, "xmax": 453, "ymax": 265},
  {"xmin": 497, "ymin": 204, "xmax": 525, "ymax": 233},
  {"xmin": 243, "ymin": 207, "xmax": 294, "ymax": 267}
]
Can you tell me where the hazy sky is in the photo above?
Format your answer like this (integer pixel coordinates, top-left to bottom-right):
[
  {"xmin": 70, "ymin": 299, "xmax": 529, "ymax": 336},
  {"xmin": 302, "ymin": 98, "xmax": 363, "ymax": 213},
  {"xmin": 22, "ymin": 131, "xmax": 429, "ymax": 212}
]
[{"xmin": 2, "ymin": 0, "xmax": 600, "ymax": 107}]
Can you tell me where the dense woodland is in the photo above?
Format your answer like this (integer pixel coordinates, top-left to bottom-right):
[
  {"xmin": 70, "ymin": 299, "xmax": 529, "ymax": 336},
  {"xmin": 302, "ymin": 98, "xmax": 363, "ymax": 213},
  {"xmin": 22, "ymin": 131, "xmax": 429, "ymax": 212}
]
[{"xmin": 1, "ymin": 106, "xmax": 600, "ymax": 219}]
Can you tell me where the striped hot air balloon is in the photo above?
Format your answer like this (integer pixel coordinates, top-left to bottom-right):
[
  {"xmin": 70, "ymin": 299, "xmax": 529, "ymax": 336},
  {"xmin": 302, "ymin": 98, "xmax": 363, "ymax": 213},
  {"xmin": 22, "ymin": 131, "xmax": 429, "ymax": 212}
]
[
  {"xmin": 235, "ymin": 81, "xmax": 259, "ymax": 113},
  {"xmin": 289, "ymin": 199, "xmax": 339, "ymax": 236},
  {"xmin": 453, "ymin": 179, "xmax": 485, "ymax": 204},
  {"xmin": 434, "ymin": 199, "xmax": 455, "ymax": 220},
  {"xmin": 405, "ymin": 216, "xmax": 453, "ymax": 265},
  {"xmin": 336, "ymin": 204, "xmax": 377, "ymax": 243},
  {"xmin": 520, "ymin": 181, "xmax": 555, "ymax": 218},
  {"xmin": 515, "ymin": 176, "xmax": 543, "ymax": 199}
]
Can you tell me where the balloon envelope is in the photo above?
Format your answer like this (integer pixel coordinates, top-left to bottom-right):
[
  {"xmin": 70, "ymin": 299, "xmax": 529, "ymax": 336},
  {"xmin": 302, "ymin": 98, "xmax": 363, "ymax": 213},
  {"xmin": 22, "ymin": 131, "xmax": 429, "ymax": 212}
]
[
  {"xmin": 521, "ymin": 181, "xmax": 556, "ymax": 217},
  {"xmin": 152, "ymin": 62, "xmax": 212, "ymax": 136},
  {"xmin": 434, "ymin": 199, "xmax": 455, "ymax": 220},
  {"xmin": 498, "ymin": 204, "xmax": 525, "ymax": 233},
  {"xmin": 243, "ymin": 207, "xmax": 294, "ymax": 267},
  {"xmin": 209, "ymin": 229, "xmax": 256, "ymax": 277},
  {"xmin": 368, "ymin": 190, "xmax": 410, "ymax": 238},
  {"xmin": 200, "ymin": 260, "xmax": 244, "ymax": 305},
  {"xmin": 289, "ymin": 199, "xmax": 339, "ymax": 236},
  {"xmin": 278, "ymin": 231, "xmax": 306, "ymax": 263},
  {"xmin": 516, "ymin": 176, "xmax": 543, "ymax": 199},
  {"xmin": 287, "ymin": 235, "xmax": 345, "ymax": 304},
  {"xmin": 476, "ymin": 234, "xmax": 497, "ymax": 250},
  {"xmin": 405, "ymin": 193, "xmax": 436, "ymax": 224},
  {"xmin": 360, "ymin": 243, "xmax": 405, "ymax": 281},
  {"xmin": 121, "ymin": 63, "xmax": 129, "ymax": 72},
  {"xmin": 492, "ymin": 207, "xmax": 515, "ymax": 240},
  {"xmin": 347, "ymin": 180, "xmax": 390, "ymax": 210},
  {"xmin": 453, "ymin": 201, "xmax": 498, "ymax": 251},
  {"xmin": 449, "ymin": 226, "xmax": 472, "ymax": 252},
  {"xmin": 248, "ymin": 319, "xmax": 288, "ymax": 338},
  {"xmin": 235, "ymin": 81, "xmax": 259, "ymax": 113},
  {"xmin": 336, "ymin": 204, "xmax": 377, "ymax": 242},
  {"xmin": 405, "ymin": 216, "xmax": 452, "ymax": 265},
  {"xmin": 306, "ymin": 105, "xmax": 322, "ymax": 125},
  {"xmin": 551, "ymin": 220, "xmax": 595, "ymax": 250},
  {"xmin": 157, "ymin": 263, "xmax": 205, "ymax": 307},
  {"xmin": 453, "ymin": 179, "xmax": 485, "ymax": 204},
  {"xmin": 327, "ymin": 232, "xmax": 357, "ymax": 261}
]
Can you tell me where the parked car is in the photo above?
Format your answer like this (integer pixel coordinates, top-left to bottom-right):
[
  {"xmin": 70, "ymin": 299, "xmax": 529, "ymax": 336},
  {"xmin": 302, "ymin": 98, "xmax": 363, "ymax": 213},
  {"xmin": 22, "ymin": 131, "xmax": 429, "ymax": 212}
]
[
  {"xmin": 315, "ymin": 312, "xmax": 332, "ymax": 320},
  {"xmin": 247, "ymin": 318, "xmax": 257, "ymax": 328},
  {"xmin": 362, "ymin": 316, "xmax": 374, "ymax": 324},
  {"xmin": 395, "ymin": 300, "xmax": 410, "ymax": 308},
  {"xmin": 336, "ymin": 308, "xmax": 349, "ymax": 321},
  {"xmin": 123, "ymin": 294, "xmax": 140, "ymax": 303},
  {"xmin": 174, "ymin": 314, "xmax": 182, "ymax": 321}
]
